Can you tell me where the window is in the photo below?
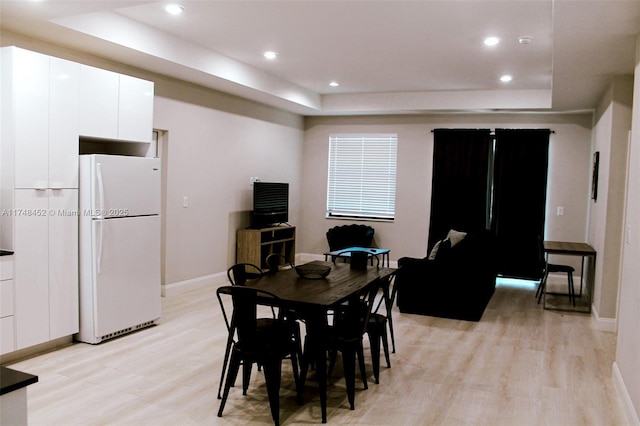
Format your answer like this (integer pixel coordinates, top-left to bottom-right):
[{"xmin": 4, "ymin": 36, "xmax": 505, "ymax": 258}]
[{"xmin": 327, "ymin": 134, "xmax": 397, "ymax": 220}]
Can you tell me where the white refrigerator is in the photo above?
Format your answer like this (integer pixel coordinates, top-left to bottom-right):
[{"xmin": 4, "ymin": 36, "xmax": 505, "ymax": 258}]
[{"xmin": 77, "ymin": 154, "xmax": 161, "ymax": 344}]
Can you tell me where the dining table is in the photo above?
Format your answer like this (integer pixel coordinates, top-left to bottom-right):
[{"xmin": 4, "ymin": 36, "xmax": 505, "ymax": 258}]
[{"xmin": 246, "ymin": 260, "xmax": 396, "ymax": 423}]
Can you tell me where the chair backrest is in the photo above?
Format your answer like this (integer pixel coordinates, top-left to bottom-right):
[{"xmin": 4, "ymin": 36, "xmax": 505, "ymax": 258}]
[
  {"xmin": 373, "ymin": 274, "xmax": 397, "ymax": 315},
  {"xmin": 227, "ymin": 263, "xmax": 264, "ymax": 285},
  {"xmin": 217, "ymin": 285, "xmax": 280, "ymax": 345},
  {"xmin": 326, "ymin": 224, "xmax": 375, "ymax": 251},
  {"xmin": 265, "ymin": 253, "xmax": 293, "ymax": 274},
  {"xmin": 334, "ymin": 280, "xmax": 380, "ymax": 342}
]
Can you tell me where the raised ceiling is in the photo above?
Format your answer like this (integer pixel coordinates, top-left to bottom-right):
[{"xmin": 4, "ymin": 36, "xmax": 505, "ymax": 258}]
[{"xmin": 1, "ymin": 0, "xmax": 639, "ymax": 115}]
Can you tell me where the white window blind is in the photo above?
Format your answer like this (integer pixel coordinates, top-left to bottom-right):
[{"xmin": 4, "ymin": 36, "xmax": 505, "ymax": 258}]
[{"xmin": 327, "ymin": 134, "xmax": 397, "ymax": 220}]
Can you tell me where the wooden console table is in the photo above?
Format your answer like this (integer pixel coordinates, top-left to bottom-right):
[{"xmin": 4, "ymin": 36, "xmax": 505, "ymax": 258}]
[{"xmin": 543, "ymin": 241, "xmax": 596, "ymax": 313}]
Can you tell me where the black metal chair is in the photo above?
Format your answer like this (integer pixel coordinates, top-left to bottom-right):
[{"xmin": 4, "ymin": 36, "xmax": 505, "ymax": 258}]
[
  {"xmin": 217, "ymin": 286, "xmax": 302, "ymax": 426},
  {"xmin": 218, "ymin": 263, "xmax": 271, "ymax": 400},
  {"xmin": 265, "ymin": 253, "xmax": 293, "ymax": 274},
  {"xmin": 366, "ymin": 274, "xmax": 398, "ymax": 384},
  {"xmin": 227, "ymin": 263, "xmax": 264, "ymax": 285},
  {"xmin": 535, "ymin": 237, "xmax": 576, "ymax": 306},
  {"xmin": 304, "ymin": 280, "xmax": 380, "ymax": 412}
]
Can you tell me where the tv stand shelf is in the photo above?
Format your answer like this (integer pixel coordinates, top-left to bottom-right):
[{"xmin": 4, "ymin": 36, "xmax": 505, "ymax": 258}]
[{"xmin": 237, "ymin": 226, "xmax": 295, "ymax": 269}]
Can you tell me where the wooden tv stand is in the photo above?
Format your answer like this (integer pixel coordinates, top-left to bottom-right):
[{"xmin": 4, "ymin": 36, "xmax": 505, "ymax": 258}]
[{"xmin": 236, "ymin": 226, "xmax": 295, "ymax": 269}]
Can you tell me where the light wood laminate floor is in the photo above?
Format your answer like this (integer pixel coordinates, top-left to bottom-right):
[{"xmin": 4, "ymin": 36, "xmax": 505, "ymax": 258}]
[{"xmin": 6, "ymin": 279, "xmax": 629, "ymax": 425}]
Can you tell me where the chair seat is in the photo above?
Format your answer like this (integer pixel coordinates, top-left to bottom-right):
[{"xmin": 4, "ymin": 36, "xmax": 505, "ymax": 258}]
[{"xmin": 547, "ymin": 263, "xmax": 575, "ymax": 273}]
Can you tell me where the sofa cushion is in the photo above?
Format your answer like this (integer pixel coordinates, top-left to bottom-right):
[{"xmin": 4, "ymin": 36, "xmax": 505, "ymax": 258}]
[
  {"xmin": 434, "ymin": 238, "xmax": 452, "ymax": 260},
  {"xmin": 446, "ymin": 229, "xmax": 467, "ymax": 247},
  {"xmin": 428, "ymin": 238, "xmax": 448, "ymax": 260}
]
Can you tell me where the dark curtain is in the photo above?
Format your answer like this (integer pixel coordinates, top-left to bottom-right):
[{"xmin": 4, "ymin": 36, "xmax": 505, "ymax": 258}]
[
  {"xmin": 491, "ymin": 129, "xmax": 550, "ymax": 279},
  {"xmin": 428, "ymin": 129, "xmax": 492, "ymax": 250}
]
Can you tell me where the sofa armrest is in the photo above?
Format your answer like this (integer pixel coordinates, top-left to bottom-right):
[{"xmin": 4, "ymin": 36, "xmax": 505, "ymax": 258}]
[{"xmin": 398, "ymin": 256, "xmax": 429, "ymax": 268}]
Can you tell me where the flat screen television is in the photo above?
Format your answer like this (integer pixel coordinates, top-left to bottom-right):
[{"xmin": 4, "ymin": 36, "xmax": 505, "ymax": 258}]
[{"xmin": 252, "ymin": 182, "xmax": 289, "ymax": 228}]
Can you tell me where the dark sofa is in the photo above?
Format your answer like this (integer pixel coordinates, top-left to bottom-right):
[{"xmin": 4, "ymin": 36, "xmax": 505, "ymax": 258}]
[{"xmin": 396, "ymin": 230, "xmax": 497, "ymax": 321}]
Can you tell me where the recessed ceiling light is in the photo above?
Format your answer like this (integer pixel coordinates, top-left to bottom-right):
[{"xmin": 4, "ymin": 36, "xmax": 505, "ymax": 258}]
[
  {"xmin": 500, "ymin": 75, "xmax": 513, "ymax": 83},
  {"xmin": 329, "ymin": 81, "xmax": 340, "ymax": 87},
  {"xmin": 263, "ymin": 51, "xmax": 278, "ymax": 60},
  {"xmin": 165, "ymin": 4, "xmax": 184, "ymax": 15},
  {"xmin": 484, "ymin": 37, "xmax": 500, "ymax": 46}
]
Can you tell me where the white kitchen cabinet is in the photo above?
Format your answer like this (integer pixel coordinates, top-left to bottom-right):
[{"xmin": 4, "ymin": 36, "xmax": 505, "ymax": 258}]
[
  {"xmin": 0, "ymin": 256, "xmax": 15, "ymax": 355},
  {"xmin": 49, "ymin": 57, "xmax": 80, "ymax": 189},
  {"xmin": 48, "ymin": 190, "xmax": 79, "ymax": 340},
  {"xmin": 118, "ymin": 74, "xmax": 154, "ymax": 142},
  {"xmin": 79, "ymin": 65, "xmax": 119, "ymax": 140},
  {"xmin": 2, "ymin": 47, "xmax": 79, "ymax": 190},
  {"xmin": 80, "ymin": 65, "xmax": 154, "ymax": 143},
  {"xmin": 13, "ymin": 189, "xmax": 78, "ymax": 349}
]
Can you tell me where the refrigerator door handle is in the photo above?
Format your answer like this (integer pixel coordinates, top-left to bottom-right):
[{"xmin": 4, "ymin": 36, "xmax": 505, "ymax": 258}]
[
  {"xmin": 96, "ymin": 162, "xmax": 105, "ymax": 219},
  {"xmin": 96, "ymin": 219, "xmax": 103, "ymax": 274}
]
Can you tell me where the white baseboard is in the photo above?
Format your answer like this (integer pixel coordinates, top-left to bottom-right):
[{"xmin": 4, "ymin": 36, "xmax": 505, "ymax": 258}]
[
  {"xmin": 612, "ymin": 362, "xmax": 640, "ymax": 426},
  {"xmin": 162, "ymin": 271, "xmax": 228, "ymax": 296},
  {"xmin": 590, "ymin": 303, "xmax": 618, "ymax": 333},
  {"xmin": 545, "ymin": 273, "xmax": 618, "ymax": 333}
]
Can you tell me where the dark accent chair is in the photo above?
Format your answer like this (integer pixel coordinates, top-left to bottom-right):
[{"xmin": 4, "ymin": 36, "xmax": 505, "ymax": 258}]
[
  {"xmin": 326, "ymin": 224, "xmax": 375, "ymax": 252},
  {"xmin": 396, "ymin": 230, "xmax": 497, "ymax": 321}
]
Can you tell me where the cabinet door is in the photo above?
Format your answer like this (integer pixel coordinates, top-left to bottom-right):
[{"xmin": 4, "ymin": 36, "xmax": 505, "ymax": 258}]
[
  {"xmin": 14, "ymin": 189, "xmax": 49, "ymax": 349},
  {"xmin": 118, "ymin": 74, "xmax": 154, "ymax": 142},
  {"xmin": 12, "ymin": 49, "xmax": 50, "ymax": 189},
  {"xmin": 49, "ymin": 57, "xmax": 80, "ymax": 189},
  {"xmin": 79, "ymin": 65, "xmax": 119, "ymax": 139},
  {"xmin": 49, "ymin": 189, "xmax": 79, "ymax": 339},
  {"xmin": 0, "ymin": 316, "xmax": 15, "ymax": 355}
]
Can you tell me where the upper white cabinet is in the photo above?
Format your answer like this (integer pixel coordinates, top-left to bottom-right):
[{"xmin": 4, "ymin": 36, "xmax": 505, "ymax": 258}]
[
  {"xmin": 49, "ymin": 58, "xmax": 81, "ymax": 188},
  {"xmin": 79, "ymin": 65, "xmax": 154, "ymax": 143},
  {"xmin": 1, "ymin": 47, "xmax": 79, "ymax": 190}
]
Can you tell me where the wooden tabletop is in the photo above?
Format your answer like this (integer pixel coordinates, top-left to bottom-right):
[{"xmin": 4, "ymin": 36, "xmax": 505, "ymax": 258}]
[
  {"xmin": 544, "ymin": 241, "xmax": 596, "ymax": 256},
  {"xmin": 247, "ymin": 260, "xmax": 395, "ymax": 310}
]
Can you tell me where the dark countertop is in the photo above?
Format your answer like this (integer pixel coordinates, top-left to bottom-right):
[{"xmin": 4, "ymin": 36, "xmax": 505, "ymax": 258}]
[
  {"xmin": 0, "ymin": 250, "xmax": 14, "ymax": 256},
  {"xmin": 0, "ymin": 366, "xmax": 38, "ymax": 395}
]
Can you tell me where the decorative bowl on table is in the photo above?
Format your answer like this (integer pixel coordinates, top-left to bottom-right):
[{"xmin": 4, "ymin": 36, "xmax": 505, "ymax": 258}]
[{"xmin": 295, "ymin": 264, "xmax": 331, "ymax": 279}]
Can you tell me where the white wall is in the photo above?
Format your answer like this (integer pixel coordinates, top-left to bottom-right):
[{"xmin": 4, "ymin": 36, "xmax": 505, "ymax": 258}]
[
  {"xmin": 613, "ymin": 34, "xmax": 640, "ymax": 426},
  {"xmin": 589, "ymin": 76, "xmax": 633, "ymax": 321},
  {"xmin": 300, "ymin": 114, "xmax": 593, "ymax": 264},
  {"xmin": 153, "ymin": 79, "xmax": 304, "ymax": 290}
]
